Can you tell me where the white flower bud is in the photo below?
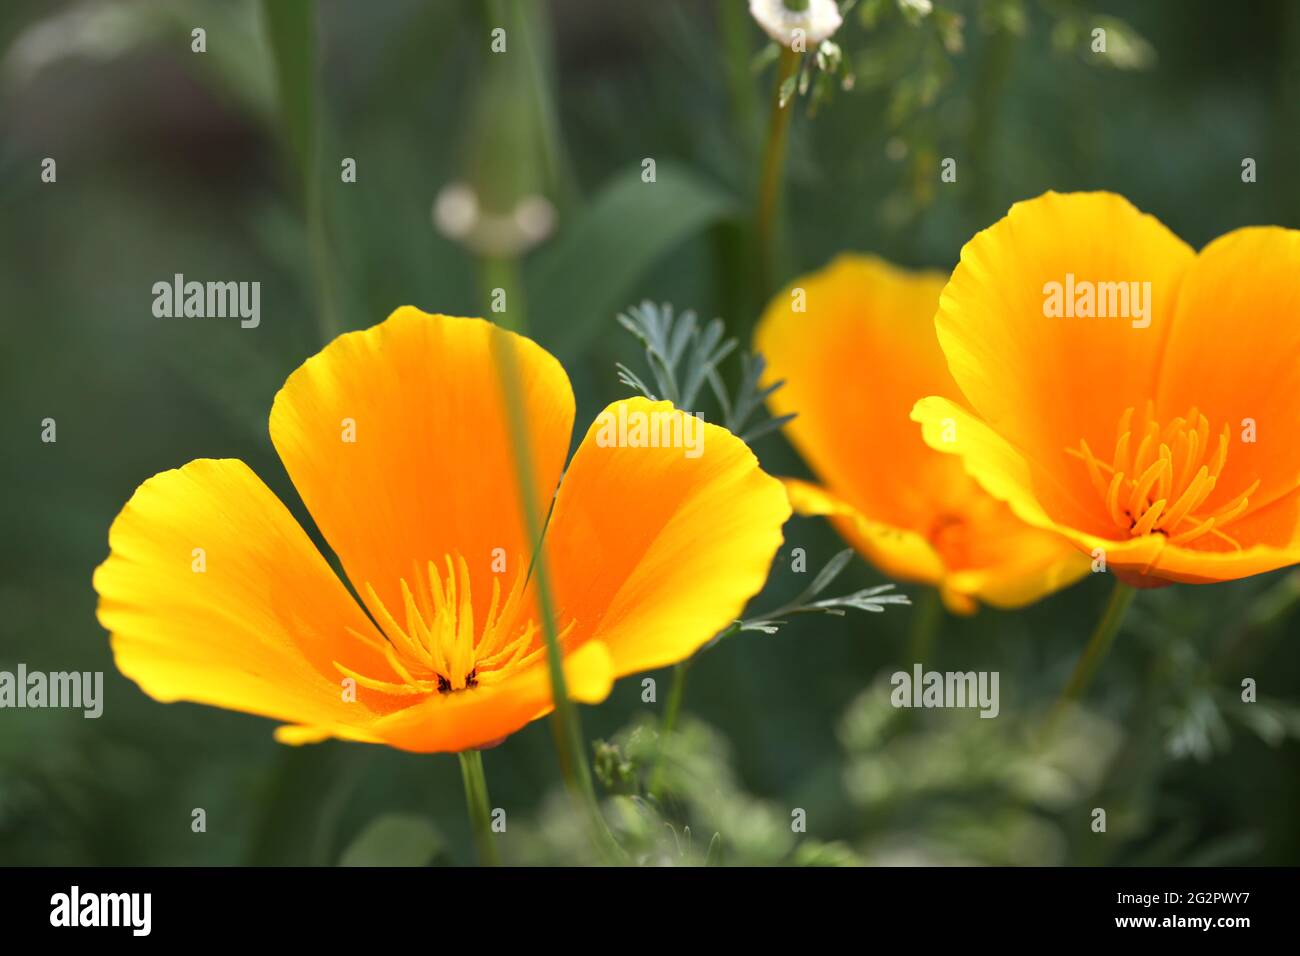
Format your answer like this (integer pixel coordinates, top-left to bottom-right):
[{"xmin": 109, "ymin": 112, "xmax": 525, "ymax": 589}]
[
  {"xmin": 749, "ymin": 0, "xmax": 843, "ymax": 49},
  {"xmin": 433, "ymin": 182, "xmax": 556, "ymax": 257}
]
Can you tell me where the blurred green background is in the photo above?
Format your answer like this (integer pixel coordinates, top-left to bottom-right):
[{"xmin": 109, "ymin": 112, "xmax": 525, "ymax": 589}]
[{"xmin": 2, "ymin": 0, "xmax": 1299, "ymax": 866}]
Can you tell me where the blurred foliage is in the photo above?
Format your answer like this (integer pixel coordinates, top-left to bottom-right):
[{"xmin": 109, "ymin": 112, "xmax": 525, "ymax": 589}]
[
  {"xmin": 523, "ymin": 714, "xmax": 863, "ymax": 866},
  {"xmin": 1, "ymin": 0, "xmax": 1299, "ymax": 866},
  {"xmin": 337, "ymin": 813, "xmax": 443, "ymax": 867},
  {"xmin": 838, "ymin": 676, "xmax": 1122, "ymax": 865},
  {"xmin": 531, "ymin": 165, "xmax": 739, "ymax": 358},
  {"xmin": 614, "ymin": 298, "xmax": 799, "ymax": 443}
]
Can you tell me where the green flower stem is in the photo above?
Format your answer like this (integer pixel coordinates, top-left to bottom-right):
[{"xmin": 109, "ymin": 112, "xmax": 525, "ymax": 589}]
[
  {"xmin": 306, "ymin": 184, "xmax": 341, "ymax": 344},
  {"xmin": 1051, "ymin": 580, "xmax": 1137, "ymax": 724},
  {"xmin": 720, "ymin": 0, "xmax": 760, "ymax": 145},
  {"xmin": 756, "ymin": 44, "xmax": 802, "ymax": 297},
  {"xmin": 907, "ymin": 587, "xmax": 943, "ymax": 665},
  {"xmin": 648, "ymin": 660, "xmax": 691, "ymax": 801},
  {"xmin": 260, "ymin": 0, "xmax": 341, "ymax": 345},
  {"xmin": 467, "ymin": 0, "xmax": 620, "ymax": 862},
  {"xmin": 481, "ymin": 259, "xmax": 622, "ymax": 863},
  {"xmin": 500, "ymin": 0, "xmax": 574, "ymax": 207},
  {"xmin": 480, "ymin": 255, "xmax": 527, "ymax": 333},
  {"xmin": 966, "ymin": 19, "xmax": 1016, "ymax": 222},
  {"xmin": 457, "ymin": 749, "xmax": 500, "ymax": 866}
]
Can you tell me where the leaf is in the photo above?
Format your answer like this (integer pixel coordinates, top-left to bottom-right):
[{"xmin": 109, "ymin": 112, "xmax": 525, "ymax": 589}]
[
  {"xmin": 615, "ymin": 302, "xmax": 736, "ymax": 410},
  {"xmin": 704, "ymin": 832, "xmax": 724, "ymax": 866},
  {"xmin": 528, "ymin": 163, "xmax": 739, "ymax": 357},
  {"xmin": 1089, "ymin": 16, "xmax": 1156, "ymax": 71},
  {"xmin": 260, "ymin": 0, "xmax": 345, "ymax": 338},
  {"xmin": 615, "ymin": 363, "xmax": 658, "ymax": 401},
  {"xmin": 805, "ymin": 584, "xmax": 912, "ymax": 614},
  {"xmin": 802, "ymin": 549, "xmax": 856, "ymax": 603},
  {"xmin": 735, "ymin": 557, "xmax": 910, "ymax": 637},
  {"xmin": 260, "ymin": 0, "xmax": 318, "ymax": 182},
  {"xmin": 740, "ymin": 412, "xmax": 796, "ymax": 444},
  {"xmin": 791, "ymin": 839, "xmax": 863, "ymax": 866},
  {"xmin": 338, "ymin": 814, "xmax": 443, "ymax": 867},
  {"xmin": 5, "ymin": 1, "xmax": 275, "ymax": 115},
  {"xmin": 778, "ymin": 74, "xmax": 798, "ymax": 108}
]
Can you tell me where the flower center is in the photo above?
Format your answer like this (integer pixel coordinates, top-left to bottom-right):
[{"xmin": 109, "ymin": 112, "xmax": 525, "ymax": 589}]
[
  {"xmin": 927, "ymin": 512, "xmax": 969, "ymax": 564},
  {"xmin": 1067, "ymin": 404, "xmax": 1259, "ymax": 549},
  {"xmin": 335, "ymin": 553, "xmax": 573, "ymax": 697}
]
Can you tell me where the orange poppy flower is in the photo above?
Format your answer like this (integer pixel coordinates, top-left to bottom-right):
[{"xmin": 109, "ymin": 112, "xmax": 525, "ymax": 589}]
[
  {"xmin": 93, "ymin": 309, "xmax": 790, "ymax": 752},
  {"xmin": 756, "ymin": 254, "xmax": 1089, "ymax": 614},
  {"xmin": 912, "ymin": 191, "xmax": 1300, "ymax": 586}
]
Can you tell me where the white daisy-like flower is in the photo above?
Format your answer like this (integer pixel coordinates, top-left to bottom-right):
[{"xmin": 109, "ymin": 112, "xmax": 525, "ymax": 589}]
[{"xmin": 749, "ymin": 0, "xmax": 844, "ymax": 49}]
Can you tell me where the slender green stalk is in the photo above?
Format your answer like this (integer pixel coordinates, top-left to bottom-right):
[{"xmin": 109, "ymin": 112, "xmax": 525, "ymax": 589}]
[
  {"xmin": 306, "ymin": 181, "xmax": 341, "ymax": 343},
  {"xmin": 261, "ymin": 0, "xmax": 340, "ymax": 344},
  {"xmin": 466, "ymin": 0, "xmax": 621, "ymax": 863},
  {"xmin": 457, "ymin": 749, "xmax": 500, "ymax": 866},
  {"xmin": 506, "ymin": 0, "xmax": 574, "ymax": 207},
  {"xmin": 756, "ymin": 45, "xmax": 802, "ymax": 297},
  {"xmin": 1050, "ymin": 580, "xmax": 1137, "ymax": 726},
  {"xmin": 481, "ymin": 260, "xmax": 622, "ymax": 862},
  {"xmin": 490, "ymin": 330, "xmax": 592, "ymax": 810},
  {"xmin": 719, "ymin": 0, "xmax": 760, "ymax": 147},
  {"xmin": 648, "ymin": 661, "xmax": 691, "ymax": 801},
  {"xmin": 480, "ymin": 255, "xmax": 526, "ymax": 333},
  {"xmin": 481, "ymin": 262, "xmax": 568, "ymax": 727},
  {"xmin": 966, "ymin": 20, "xmax": 1016, "ymax": 222},
  {"xmin": 907, "ymin": 587, "xmax": 942, "ymax": 665}
]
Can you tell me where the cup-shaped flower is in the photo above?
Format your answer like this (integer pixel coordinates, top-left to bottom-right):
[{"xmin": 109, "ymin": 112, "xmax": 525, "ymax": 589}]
[
  {"xmin": 911, "ymin": 191, "xmax": 1300, "ymax": 586},
  {"xmin": 93, "ymin": 309, "xmax": 790, "ymax": 751},
  {"xmin": 756, "ymin": 255, "xmax": 1089, "ymax": 613}
]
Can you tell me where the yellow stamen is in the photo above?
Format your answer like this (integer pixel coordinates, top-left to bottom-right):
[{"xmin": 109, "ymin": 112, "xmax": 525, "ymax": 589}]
[
  {"xmin": 1169, "ymin": 516, "xmax": 1215, "ymax": 545},
  {"xmin": 1068, "ymin": 405, "xmax": 1259, "ymax": 549},
  {"xmin": 1127, "ymin": 458, "xmax": 1168, "ymax": 518},
  {"xmin": 1156, "ymin": 444, "xmax": 1172, "ymax": 502},
  {"xmin": 1065, "ymin": 440, "xmax": 1112, "ymax": 499},
  {"xmin": 1132, "ymin": 498, "xmax": 1166, "ymax": 537},
  {"xmin": 339, "ymin": 551, "xmax": 576, "ymax": 698},
  {"xmin": 1105, "ymin": 471, "xmax": 1126, "ymax": 528},
  {"xmin": 1163, "ymin": 466, "xmax": 1212, "ymax": 531}
]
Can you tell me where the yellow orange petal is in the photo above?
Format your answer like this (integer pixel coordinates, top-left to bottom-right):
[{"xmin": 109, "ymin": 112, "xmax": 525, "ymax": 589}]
[
  {"xmin": 92, "ymin": 459, "xmax": 401, "ymax": 742},
  {"xmin": 758, "ymin": 251, "xmax": 1087, "ymax": 609},
  {"xmin": 1157, "ymin": 226, "xmax": 1300, "ymax": 529},
  {"xmin": 938, "ymin": 588, "xmax": 979, "ymax": 615},
  {"xmin": 939, "ymin": 527, "xmax": 1091, "ymax": 611},
  {"xmin": 755, "ymin": 254, "xmax": 958, "ymax": 526},
  {"xmin": 1041, "ymin": 525, "xmax": 1300, "ymax": 587},
  {"xmin": 545, "ymin": 398, "xmax": 791, "ymax": 675},
  {"xmin": 783, "ymin": 478, "xmax": 946, "ymax": 587},
  {"xmin": 369, "ymin": 640, "xmax": 614, "ymax": 753},
  {"xmin": 926, "ymin": 198, "xmax": 1300, "ymax": 584},
  {"xmin": 915, "ymin": 396, "xmax": 1061, "ymax": 523},
  {"xmin": 269, "ymin": 308, "xmax": 574, "ymax": 631},
  {"xmin": 786, "ymin": 478, "xmax": 1088, "ymax": 613},
  {"xmin": 935, "ymin": 192, "xmax": 1194, "ymax": 490},
  {"xmin": 915, "ymin": 398, "xmax": 1300, "ymax": 583}
]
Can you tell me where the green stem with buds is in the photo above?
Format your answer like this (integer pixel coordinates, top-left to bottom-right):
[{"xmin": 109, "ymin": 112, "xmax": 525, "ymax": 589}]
[
  {"xmin": 648, "ymin": 660, "xmax": 691, "ymax": 801},
  {"xmin": 756, "ymin": 44, "xmax": 802, "ymax": 297}
]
